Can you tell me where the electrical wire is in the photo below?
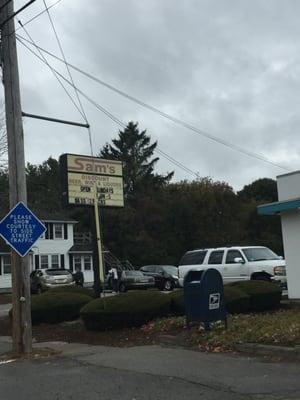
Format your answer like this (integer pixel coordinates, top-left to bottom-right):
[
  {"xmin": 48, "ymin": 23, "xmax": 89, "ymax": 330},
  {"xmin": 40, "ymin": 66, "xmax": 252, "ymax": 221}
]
[
  {"xmin": 16, "ymin": 34, "xmax": 290, "ymax": 172},
  {"xmin": 17, "ymin": 35, "xmax": 200, "ymax": 179},
  {"xmin": 42, "ymin": 0, "xmax": 93, "ymax": 155},
  {"xmin": 2, "ymin": 0, "xmax": 63, "ymax": 38},
  {"xmin": 18, "ymin": 19, "xmax": 86, "ymax": 121},
  {"xmin": 0, "ymin": 0, "xmax": 13, "ymax": 13}
]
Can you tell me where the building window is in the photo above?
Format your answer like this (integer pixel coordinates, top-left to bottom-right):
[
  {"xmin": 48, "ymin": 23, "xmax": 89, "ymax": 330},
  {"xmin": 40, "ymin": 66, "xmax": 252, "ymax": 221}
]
[
  {"xmin": 54, "ymin": 224, "xmax": 63, "ymax": 239},
  {"xmin": 74, "ymin": 256, "xmax": 82, "ymax": 271},
  {"xmin": 51, "ymin": 255, "xmax": 60, "ymax": 268},
  {"xmin": 84, "ymin": 255, "xmax": 92, "ymax": 271},
  {"xmin": 2, "ymin": 255, "xmax": 11, "ymax": 274},
  {"xmin": 40, "ymin": 255, "xmax": 49, "ymax": 269}
]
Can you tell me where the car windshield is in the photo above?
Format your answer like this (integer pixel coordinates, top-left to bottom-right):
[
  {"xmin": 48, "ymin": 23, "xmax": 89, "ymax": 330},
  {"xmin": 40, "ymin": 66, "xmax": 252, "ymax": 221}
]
[
  {"xmin": 162, "ymin": 266, "xmax": 178, "ymax": 275},
  {"xmin": 242, "ymin": 247, "xmax": 281, "ymax": 262},
  {"xmin": 46, "ymin": 269, "xmax": 71, "ymax": 276},
  {"xmin": 125, "ymin": 271, "xmax": 144, "ymax": 277}
]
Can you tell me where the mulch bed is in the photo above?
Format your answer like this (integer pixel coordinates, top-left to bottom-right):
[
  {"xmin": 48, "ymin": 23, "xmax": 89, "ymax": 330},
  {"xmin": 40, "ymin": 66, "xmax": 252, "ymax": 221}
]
[{"xmin": 0, "ymin": 317, "xmax": 159, "ymax": 347}]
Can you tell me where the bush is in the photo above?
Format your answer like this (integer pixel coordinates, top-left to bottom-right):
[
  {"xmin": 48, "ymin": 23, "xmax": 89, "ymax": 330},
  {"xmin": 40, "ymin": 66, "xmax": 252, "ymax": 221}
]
[
  {"xmin": 49, "ymin": 285, "xmax": 94, "ymax": 298},
  {"xmin": 31, "ymin": 292, "xmax": 91, "ymax": 324},
  {"xmin": 169, "ymin": 290, "xmax": 185, "ymax": 315},
  {"xmin": 81, "ymin": 291, "xmax": 171, "ymax": 331},
  {"xmin": 170, "ymin": 287, "xmax": 251, "ymax": 315},
  {"xmin": 224, "ymin": 286, "xmax": 250, "ymax": 314},
  {"xmin": 227, "ymin": 281, "xmax": 282, "ymax": 311}
]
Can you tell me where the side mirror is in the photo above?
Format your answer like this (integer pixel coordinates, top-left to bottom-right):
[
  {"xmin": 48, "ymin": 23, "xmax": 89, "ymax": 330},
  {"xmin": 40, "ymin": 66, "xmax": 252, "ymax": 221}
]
[{"xmin": 234, "ymin": 257, "xmax": 245, "ymax": 264}]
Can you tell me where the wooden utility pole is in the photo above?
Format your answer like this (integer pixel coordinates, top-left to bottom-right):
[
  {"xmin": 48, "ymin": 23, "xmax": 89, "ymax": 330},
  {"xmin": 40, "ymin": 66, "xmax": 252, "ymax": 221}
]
[{"xmin": 0, "ymin": 0, "xmax": 32, "ymax": 353}]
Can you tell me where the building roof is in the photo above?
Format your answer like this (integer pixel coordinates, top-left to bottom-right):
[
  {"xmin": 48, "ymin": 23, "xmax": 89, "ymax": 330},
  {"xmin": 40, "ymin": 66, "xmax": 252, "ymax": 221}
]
[
  {"xmin": 37, "ymin": 212, "xmax": 78, "ymax": 224},
  {"xmin": 257, "ymin": 197, "xmax": 300, "ymax": 215},
  {"xmin": 69, "ymin": 244, "xmax": 93, "ymax": 253},
  {"xmin": 0, "ymin": 211, "xmax": 78, "ymax": 224}
]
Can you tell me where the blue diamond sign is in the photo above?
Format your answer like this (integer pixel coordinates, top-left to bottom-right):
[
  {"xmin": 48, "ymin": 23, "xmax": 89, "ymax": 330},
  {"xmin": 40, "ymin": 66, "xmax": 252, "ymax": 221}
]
[{"xmin": 0, "ymin": 202, "xmax": 46, "ymax": 257}]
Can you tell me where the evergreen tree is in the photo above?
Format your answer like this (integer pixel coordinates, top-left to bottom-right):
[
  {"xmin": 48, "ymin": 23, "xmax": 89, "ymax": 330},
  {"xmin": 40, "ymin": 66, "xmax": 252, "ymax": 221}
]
[{"xmin": 99, "ymin": 121, "xmax": 173, "ymax": 200}]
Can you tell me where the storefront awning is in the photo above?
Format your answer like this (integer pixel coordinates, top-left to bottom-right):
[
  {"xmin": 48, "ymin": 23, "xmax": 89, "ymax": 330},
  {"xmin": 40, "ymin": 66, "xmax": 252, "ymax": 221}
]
[{"xmin": 257, "ymin": 197, "xmax": 300, "ymax": 215}]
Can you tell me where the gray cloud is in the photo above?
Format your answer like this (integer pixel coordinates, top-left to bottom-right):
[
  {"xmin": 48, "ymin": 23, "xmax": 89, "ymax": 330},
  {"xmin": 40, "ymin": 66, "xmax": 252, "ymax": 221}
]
[{"xmin": 3, "ymin": 0, "xmax": 300, "ymax": 190}]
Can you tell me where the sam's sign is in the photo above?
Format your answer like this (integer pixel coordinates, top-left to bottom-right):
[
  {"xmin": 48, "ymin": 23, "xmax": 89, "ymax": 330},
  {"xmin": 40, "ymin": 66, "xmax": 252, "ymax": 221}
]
[{"xmin": 60, "ymin": 154, "xmax": 124, "ymax": 207}]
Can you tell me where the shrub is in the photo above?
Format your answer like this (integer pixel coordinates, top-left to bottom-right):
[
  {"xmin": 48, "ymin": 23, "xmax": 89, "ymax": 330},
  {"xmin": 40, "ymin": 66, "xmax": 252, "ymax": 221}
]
[
  {"xmin": 224, "ymin": 286, "xmax": 250, "ymax": 314},
  {"xmin": 49, "ymin": 285, "xmax": 94, "ymax": 298},
  {"xmin": 81, "ymin": 291, "xmax": 171, "ymax": 331},
  {"xmin": 31, "ymin": 292, "xmax": 91, "ymax": 324},
  {"xmin": 227, "ymin": 281, "xmax": 282, "ymax": 311},
  {"xmin": 170, "ymin": 287, "xmax": 250, "ymax": 315},
  {"xmin": 169, "ymin": 290, "xmax": 185, "ymax": 315}
]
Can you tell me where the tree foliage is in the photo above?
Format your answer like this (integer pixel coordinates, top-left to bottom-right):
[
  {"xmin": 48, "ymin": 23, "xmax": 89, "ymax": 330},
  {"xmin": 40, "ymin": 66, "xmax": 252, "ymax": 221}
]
[
  {"xmin": 0, "ymin": 124, "xmax": 284, "ymax": 265},
  {"xmin": 99, "ymin": 121, "xmax": 173, "ymax": 201}
]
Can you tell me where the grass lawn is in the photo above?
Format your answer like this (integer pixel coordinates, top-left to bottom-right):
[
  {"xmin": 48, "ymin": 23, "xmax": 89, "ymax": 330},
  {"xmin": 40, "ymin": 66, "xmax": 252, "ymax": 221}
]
[{"xmin": 142, "ymin": 309, "xmax": 300, "ymax": 351}]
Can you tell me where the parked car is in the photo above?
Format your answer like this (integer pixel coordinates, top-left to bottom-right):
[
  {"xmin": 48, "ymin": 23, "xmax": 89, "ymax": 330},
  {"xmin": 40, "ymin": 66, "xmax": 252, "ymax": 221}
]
[
  {"xmin": 139, "ymin": 265, "xmax": 179, "ymax": 291},
  {"xmin": 118, "ymin": 270, "xmax": 155, "ymax": 292},
  {"xmin": 178, "ymin": 246, "xmax": 287, "ymax": 288},
  {"xmin": 30, "ymin": 269, "xmax": 75, "ymax": 293}
]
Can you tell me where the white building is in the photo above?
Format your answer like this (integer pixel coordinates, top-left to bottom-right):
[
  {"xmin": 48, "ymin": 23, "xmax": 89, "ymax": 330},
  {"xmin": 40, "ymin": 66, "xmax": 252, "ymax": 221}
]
[
  {"xmin": 0, "ymin": 214, "xmax": 94, "ymax": 290},
  {"xmin": 258, "ymin": 170, "xmax": 300, "ymax": 299}
]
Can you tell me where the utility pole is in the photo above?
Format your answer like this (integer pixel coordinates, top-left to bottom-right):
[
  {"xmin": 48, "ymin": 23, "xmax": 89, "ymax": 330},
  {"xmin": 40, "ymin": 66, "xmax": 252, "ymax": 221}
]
[{"xmin": 0, "ymin": 0, "xmax": 32, "ymax": 353}]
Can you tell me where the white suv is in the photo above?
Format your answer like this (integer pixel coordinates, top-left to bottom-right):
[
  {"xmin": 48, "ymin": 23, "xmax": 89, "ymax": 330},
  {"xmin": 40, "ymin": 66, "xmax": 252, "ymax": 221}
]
[{"xmin": 178, "ymin": 246, "xmax": 287, "ymax": 288}]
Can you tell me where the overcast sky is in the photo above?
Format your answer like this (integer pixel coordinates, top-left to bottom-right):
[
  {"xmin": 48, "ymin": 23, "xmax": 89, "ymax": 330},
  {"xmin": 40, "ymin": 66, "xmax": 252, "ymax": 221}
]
[{"xmin": 2, "ymin": 0, "xmax": 300, "ymax": 190}]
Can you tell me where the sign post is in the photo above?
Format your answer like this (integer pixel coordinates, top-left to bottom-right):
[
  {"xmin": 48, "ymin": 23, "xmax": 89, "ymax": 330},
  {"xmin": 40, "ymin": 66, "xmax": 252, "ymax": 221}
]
[
  {"xmin": 0, "ymin": 203, "xmax": 46, "ymax": 353},
  {"xmin": 60, "ymin": 154, "xmax": 124, "ymax": 295},
  {"xmin": 93, "ymin": 183, "xmax": 105, "ymax": 284}
]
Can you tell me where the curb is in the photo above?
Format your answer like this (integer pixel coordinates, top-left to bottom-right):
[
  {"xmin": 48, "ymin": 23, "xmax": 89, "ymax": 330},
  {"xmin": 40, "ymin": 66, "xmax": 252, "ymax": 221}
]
[{"xmin": 234, "ymin": 343, "xmax": 300, "ymax": 360}]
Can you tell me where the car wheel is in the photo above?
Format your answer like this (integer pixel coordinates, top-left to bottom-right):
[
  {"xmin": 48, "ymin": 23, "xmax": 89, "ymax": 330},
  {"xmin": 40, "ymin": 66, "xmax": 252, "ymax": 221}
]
[
  {"xmin": 163, "ymin": 280, "xmax": 174, "ymax": 291},
  {"xmin": 119, "ymin": 283, "xmax": 127, "ymax": 293}
]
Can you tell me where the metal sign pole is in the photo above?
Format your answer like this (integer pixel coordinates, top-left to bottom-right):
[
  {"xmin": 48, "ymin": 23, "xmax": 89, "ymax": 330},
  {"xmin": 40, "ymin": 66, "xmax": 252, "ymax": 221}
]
[{"xmin": 93, "ymin": 185, "xmax": 105, "ymax": 289}]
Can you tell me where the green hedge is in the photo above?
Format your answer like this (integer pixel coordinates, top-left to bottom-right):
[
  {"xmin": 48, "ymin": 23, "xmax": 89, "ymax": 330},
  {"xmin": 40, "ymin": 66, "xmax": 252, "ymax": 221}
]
[
  {"xmin": 31, "ymin": 292, "xmax": 91, "ymax": 324},
  {"xmin": 224, "ymin": 287, "xmax": 250, "ymax": 314},
  {"xmin": 227, "ymin": 281, "xmax": 282, "ymax": 311},
  {"xmin": 169, "ymin": 287, "xmax": 251, "ymax": 315},
  {"xmin": 81, "ymin": 291, "xmax": 171, "ymax": 331},
  {"xmin": 49, "ymin": 285, "xmax": 94, "ymax": 298}
]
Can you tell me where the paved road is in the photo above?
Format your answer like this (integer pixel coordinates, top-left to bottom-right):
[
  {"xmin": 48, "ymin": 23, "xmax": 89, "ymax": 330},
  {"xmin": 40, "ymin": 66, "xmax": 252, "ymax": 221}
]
[{"xmin": 0, "ymin": 339, "xmax": 300, "ymax": 400}]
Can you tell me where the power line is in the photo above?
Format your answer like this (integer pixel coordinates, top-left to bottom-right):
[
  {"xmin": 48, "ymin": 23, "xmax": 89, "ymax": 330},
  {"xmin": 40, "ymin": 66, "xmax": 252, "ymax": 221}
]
[
  {"xmin": 15, "ymin": 34, "xmax": 290, "ymax": 172},
  {"xmin": 3, "ymin": 0, "xmax": 63, "ymax": 38},
  {"xmin": 18, "ymin": 19, "xmax": 87, "ymax": 121},
  {"xmin": 0, "ymin": 0, "xmax": 13, "ymax": 13},
  {"xmin": 41, "ymin": 0, "xmax": 93, "ymax": 155},
  {"xmin": 17, "ymin": 36, "xmax": 198, "ymax": 178},
  {"xmin": 0, "ymin": 0, "xmax": 37, "ymax": 29}
]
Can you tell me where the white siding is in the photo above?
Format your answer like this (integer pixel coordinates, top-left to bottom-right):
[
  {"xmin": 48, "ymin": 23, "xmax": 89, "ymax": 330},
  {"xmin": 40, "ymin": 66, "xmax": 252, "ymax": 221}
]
[
  {"xmin": 277, "ymin": 171, "xmax": 300, "ymax": 201},
  {"xmin": 33, "ymin": 223, "xmax": 74, "ymax": 270},
  {"xmin": 0, "ymin": 221, "xmax": 77, "ymax": 290},
  {"xmin": 281, "ymin": 211, "xmax": 300, "ymax": 299}
]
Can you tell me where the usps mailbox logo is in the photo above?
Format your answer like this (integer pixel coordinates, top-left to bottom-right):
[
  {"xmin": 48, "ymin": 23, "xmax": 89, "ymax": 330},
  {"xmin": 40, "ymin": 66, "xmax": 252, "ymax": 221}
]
[{"xmin": 209, "ymin": 293, "xmax": 220, "ymax": 310}]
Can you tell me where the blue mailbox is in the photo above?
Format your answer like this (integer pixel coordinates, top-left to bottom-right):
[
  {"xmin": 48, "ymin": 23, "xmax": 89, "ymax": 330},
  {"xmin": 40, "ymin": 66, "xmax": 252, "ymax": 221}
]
[{"xmin": 183, "ymin": 268, "xmax": 227, "ymax": 330}]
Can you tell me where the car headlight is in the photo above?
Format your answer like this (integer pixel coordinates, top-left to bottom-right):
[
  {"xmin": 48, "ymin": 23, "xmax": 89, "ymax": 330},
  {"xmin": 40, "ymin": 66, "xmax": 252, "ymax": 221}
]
[
  {"xmin": 274, "ymin": 266, "xmax": 286, "ymax": 276},
  {"xmin": 172, "ymin": 275, "xmax": 178, "ymax": 280}
]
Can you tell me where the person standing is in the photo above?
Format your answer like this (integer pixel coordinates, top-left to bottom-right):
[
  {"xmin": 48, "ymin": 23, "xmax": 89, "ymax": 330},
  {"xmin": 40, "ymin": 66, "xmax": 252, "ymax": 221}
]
[
  {"xmin": 108, "ymin": 267, "xmax": 119, "ymax": 293},
  {"xmin": 73, "ymin": 266, "xmax": 84, "ymax": 287}
]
